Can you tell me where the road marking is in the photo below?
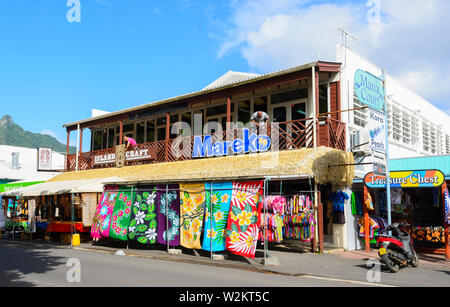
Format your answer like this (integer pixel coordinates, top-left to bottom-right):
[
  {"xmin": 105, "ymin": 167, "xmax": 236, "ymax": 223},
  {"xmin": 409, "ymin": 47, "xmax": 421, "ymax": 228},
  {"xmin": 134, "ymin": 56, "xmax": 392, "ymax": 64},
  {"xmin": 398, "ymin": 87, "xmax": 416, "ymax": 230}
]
[{"xmin": 299, "ymin": 274, "xmax": 397, "ymax": 287}]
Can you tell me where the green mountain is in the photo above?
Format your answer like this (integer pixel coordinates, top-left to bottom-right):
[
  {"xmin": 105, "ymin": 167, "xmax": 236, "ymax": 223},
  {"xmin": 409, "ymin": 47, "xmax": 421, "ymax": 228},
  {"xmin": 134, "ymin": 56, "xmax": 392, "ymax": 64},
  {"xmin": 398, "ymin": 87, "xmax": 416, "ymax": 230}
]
[{"xmin": 0, "ymin": 115, "xmax": 77, "ymax": 154}]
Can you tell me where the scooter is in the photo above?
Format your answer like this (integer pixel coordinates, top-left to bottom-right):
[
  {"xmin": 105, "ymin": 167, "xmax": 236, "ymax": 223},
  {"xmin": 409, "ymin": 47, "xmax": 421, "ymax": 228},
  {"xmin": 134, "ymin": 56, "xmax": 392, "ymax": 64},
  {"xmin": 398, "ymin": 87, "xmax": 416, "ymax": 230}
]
[{"xmin": 376, "ymin": 223, "xmax": 419, "ymax": 273}]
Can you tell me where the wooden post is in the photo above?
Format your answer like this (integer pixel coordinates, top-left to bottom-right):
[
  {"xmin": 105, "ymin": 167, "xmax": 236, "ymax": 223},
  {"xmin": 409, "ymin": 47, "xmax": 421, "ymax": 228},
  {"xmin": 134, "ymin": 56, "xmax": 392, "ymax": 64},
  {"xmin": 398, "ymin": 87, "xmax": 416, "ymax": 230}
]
[
  {"xmin": 363, "ymin": 185, "xmax": 371, "ymax": 252},
  {"xmin": 79, "ymin": 128, "xmax": 83, "ymax": 154},
  {"xmin": 315, "ymin": 69, "xmax": 320, "ymax": 145},
  {"xmin": 226, "ymin": 97, "xmax": 231, "ymax": 141},
  {"xmin": 318, "ymin": 190, "xmax": 324, "ymax": 254},
  {"xmin": 119, "ymin": 120, "xmax": 123, "ymax": 145},
  {"xmin": 165, "ymin": 112, "xmax": 170, "ymax": 162},
  {"xmin": 66, "ymin": 130, "xmax": 71, "ymax": 171}
]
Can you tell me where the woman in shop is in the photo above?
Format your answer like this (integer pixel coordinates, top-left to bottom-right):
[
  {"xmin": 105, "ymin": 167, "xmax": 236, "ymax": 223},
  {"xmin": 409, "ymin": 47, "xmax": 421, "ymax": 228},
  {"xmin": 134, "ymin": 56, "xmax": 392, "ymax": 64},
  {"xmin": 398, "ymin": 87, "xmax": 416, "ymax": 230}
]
[{"xmin": 124, "ymin": 136, "xmax": 137, "ymax": 150}]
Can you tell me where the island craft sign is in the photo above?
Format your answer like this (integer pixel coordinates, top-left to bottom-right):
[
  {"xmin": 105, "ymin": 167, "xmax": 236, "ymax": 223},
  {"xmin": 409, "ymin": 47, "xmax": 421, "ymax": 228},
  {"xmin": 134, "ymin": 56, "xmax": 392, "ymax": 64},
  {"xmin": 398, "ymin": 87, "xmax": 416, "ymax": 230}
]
[{"xmin": 93, "ymin": 148, "xmax": 155, "ymax": 165}]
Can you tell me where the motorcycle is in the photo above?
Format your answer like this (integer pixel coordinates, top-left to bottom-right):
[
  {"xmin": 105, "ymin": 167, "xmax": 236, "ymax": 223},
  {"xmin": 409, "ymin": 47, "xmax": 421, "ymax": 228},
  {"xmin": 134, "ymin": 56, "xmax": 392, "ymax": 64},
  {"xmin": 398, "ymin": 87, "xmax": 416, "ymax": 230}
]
[{"xmin": 376, "ymin": 223, "xmax": 419, "ymax": 273}]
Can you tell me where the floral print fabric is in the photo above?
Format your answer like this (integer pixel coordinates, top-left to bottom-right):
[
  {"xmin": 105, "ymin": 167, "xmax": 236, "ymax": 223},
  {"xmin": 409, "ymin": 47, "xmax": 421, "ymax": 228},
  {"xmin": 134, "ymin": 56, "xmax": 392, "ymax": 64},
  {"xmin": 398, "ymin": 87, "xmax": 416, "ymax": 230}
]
[
  {"xmin": 180, "ymin": 183, "xmax": 206, "ymax": 249},
  {"xmin": 202, "ymin": 182, "xmax": 232, "ymax": 252},
  {"xmin": 109, "ymin": 186, "xmax": 135, "ymax": 241},
  {"xmin": 128, "ymin": 186, "xmax": 158, "ymax": 245},
  {"xmin": 225, "ymin": 181, "xmax": 263, "ymax": 258},
  {"xmin": 91, "ymin": 186, "xmax": 119, "ymax": 239},
  {"xmin": 157, "ymin": 185, "xmax": 181, "ymax": 247}
]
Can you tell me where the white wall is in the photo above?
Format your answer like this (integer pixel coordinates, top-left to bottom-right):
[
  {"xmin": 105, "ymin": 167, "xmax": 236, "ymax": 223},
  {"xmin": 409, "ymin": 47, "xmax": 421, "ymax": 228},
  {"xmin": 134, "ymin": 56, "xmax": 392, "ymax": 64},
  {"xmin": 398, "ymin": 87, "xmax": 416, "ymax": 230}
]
[
  {"xmin": 0, "ymin": 145, "xmax": 64, "ymax": 182},
  {"xmin": 336, "ymin": 44, "xmax": 450, "ymax": 251}
]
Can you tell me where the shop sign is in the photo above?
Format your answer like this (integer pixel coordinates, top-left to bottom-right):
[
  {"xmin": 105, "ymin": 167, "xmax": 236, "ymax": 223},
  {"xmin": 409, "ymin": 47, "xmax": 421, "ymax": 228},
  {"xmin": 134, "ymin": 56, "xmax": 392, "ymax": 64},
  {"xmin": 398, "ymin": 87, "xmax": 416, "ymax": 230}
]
[
  {"xmin": 94, "ymin": 153, "xmax": 116, "ymax": 165},
  {"xmin": 444, "ymin": 187, "xmax": 450, "ymax": 225},
  {"xmin": 368, "ymin": 109, "xmax": 386, "ymax": 154},
  {"xmin": 192, "ymin": 128, "xmax": 271, "ymax": 158},
  {"xmin": 364, "ymin": 170, "xmax": 445, "ymax": 189},
  {"xmin": 372, "ymin": 154, "xmax": 386, "ymax": 177},
  {"xmin": 94, "ymin": 148, "xmax": 155, "ymax": 165},
  {"xmin": 125, "ymin": 149, "xmax": 153, "ymax": 161},
  {"xmin": 354, "ymin": 69, "xmax": 385, "ymax": 111},
  {"xmin": 37, "ymin": 148, "xmax": 52, "ymax": 171}
]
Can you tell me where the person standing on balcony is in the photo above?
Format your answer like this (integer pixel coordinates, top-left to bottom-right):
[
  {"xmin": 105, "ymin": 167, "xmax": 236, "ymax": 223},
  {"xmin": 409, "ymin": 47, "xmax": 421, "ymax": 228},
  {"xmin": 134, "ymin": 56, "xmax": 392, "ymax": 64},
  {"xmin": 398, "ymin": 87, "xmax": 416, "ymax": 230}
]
[
  {"xmin": 124, "ymin": 136, "xmax": 137, "ymax": 150},
  {"xmin": 250, "ymin": 111, "xmax": 270, "ymax": 135}
]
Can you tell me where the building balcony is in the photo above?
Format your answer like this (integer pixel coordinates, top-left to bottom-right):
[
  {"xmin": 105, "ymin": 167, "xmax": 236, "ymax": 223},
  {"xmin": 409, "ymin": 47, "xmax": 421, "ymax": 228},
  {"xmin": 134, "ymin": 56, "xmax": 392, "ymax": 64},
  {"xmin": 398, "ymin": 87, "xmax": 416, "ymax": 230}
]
[{"xmin": 65, "ymin": 116, "xmax": 346, "ymax": 172}]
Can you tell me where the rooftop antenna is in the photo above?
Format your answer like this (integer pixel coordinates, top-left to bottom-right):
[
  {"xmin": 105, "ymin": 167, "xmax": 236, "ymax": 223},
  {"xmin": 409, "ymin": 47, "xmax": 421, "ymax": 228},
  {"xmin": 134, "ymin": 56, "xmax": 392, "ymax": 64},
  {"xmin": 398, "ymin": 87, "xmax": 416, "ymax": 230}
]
[{"xmin": 338, "ymin": 27, "xmax": 357, "ymax": 71}]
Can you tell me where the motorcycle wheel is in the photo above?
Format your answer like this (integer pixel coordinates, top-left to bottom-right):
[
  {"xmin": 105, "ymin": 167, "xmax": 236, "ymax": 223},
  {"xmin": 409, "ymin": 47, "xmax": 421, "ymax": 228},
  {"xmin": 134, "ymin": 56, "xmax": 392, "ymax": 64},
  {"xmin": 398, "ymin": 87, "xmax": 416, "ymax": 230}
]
[
  {"xmin": 383, "ymin": 250, "xmax": 400, "ymax": 273},
  {"xmin": 410, "ymin": 255, "xmax": 420, "ymax": 267}
]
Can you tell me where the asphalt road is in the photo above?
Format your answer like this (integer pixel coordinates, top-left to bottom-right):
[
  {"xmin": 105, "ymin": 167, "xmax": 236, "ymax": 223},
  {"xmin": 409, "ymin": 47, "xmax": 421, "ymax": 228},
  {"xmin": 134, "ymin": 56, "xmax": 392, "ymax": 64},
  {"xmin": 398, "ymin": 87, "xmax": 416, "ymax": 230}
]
[{"xmin": 0, "ymin": 241, "xmax": 384, "ymax": 288}]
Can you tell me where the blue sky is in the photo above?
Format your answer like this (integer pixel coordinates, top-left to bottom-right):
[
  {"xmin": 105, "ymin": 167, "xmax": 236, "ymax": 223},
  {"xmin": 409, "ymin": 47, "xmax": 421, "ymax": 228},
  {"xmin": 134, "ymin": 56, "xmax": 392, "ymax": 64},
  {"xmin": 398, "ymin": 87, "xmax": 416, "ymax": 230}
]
[{"xmin": 0, "ymin": 0, "xmax": 449, "ymax": 150}]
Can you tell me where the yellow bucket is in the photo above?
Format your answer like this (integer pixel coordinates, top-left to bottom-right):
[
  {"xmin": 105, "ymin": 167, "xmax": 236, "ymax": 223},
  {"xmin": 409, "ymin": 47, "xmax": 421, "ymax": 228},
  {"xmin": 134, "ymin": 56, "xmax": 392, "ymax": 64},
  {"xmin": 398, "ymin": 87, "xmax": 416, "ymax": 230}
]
[{"xmin": 72, "ymin": 234, "xmax": 80, "ymax": 246}]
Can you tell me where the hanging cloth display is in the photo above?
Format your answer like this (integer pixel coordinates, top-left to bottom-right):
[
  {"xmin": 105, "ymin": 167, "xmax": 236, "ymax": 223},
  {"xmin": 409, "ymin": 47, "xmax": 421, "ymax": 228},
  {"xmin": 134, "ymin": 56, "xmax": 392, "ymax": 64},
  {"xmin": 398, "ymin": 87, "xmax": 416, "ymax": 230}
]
[
  {"xmin": 180, "ymin": 183, "xmax": 206, "ymax": 249},
  {"xmin": 157, "ymin": 185, "xmax": 181, "ymax": 247},
  {"xmin": 128, "ymin": 185, "xmax": 158, "ymax": 245},
  {"xmin": 330, "ymin": 190, "xmax": 349, "ymax": 224},
  {"xmin": 443, "ymin": 182, "xmax": 450, "ymax": 225},
  {"xmin": 225, "ymin": 181, "xmax": 263, "ymax": 258},
  {"xmin": 202, "ymin": 182, "xmax": 233, "ymax": 252},
  {"xmin": 109, "ymin": 186, "xmax": 135, "ymax": 241},
  {"xmin": 91, "ymin": 186, "xmax": 119, "ymax": 239}
]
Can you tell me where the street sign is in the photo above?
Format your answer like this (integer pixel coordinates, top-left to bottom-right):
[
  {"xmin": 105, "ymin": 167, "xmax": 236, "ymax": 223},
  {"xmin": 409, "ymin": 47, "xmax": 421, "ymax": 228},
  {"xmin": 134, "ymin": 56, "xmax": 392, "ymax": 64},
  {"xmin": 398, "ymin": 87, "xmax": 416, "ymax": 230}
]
[{"xmin": 372, "ymin": 154, "xmax": 386, "ymax": 177}]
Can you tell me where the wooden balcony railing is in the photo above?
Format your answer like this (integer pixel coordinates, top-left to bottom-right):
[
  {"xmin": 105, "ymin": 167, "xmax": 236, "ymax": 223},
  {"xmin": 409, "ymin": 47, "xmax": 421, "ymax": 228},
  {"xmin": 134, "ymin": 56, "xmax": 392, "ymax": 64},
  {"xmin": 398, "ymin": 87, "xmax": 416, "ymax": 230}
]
[{"xmin": 65, "ymin": 118, "xmax": 346, "ymax": 172}]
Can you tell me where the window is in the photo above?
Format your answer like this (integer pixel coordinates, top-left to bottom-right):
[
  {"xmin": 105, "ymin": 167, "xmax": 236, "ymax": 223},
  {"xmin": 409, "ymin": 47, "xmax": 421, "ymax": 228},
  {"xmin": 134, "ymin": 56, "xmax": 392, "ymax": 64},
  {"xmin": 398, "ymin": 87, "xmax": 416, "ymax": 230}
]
[
  {"xmin": 446, "ymin": 135, "xmax": 450, "ymax": 154},
  {"xmin": 254, "ymin": 96, "xmax": 268, "ymax": 113},
  {"xmin": 237, "ymin": 100, "xmax": 251, "ymax": 124},
  {"xmin": 93, "ymin": 130, "xmax": 103, "ymax": 151},
  {"xmin": 271, "ymin": 89, "xmax": 308, "ymax": 105},
  {"xmin": 146, "ymin": 120, "xmax": 155, "ymax": 143},
  {"xmin": 353, "ymin": 95, "xmax": 368, "ymax": 128},
  {"xmin": 422, "ymin": 119, "xmax": 439, "ymax": 154},
  {"xmin": 386, "ymin": 101, "xmax": 417, "ymax": 147},
  {"xmin": 319, "ymin": 84, "xmax": 329, "ymax": 116},
  {"xmin": 136, "ymin": 122, "xmax": 145, "ymax": 144}
]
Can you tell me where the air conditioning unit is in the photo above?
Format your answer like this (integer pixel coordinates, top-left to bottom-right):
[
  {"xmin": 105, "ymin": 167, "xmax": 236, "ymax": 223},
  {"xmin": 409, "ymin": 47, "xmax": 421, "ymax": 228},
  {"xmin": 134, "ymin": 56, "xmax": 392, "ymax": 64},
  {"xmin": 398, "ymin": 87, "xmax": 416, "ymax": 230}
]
[{"xmin": 350, "ymin": 129, "xmax": 372, "ymax": 157}]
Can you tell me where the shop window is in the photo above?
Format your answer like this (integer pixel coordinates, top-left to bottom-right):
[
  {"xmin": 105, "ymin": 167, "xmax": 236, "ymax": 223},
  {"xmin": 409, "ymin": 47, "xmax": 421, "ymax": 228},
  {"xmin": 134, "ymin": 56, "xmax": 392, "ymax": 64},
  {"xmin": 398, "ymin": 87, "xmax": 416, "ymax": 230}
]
[
  {"xmin": 271, "ymin": 88, "xmax": 308, "ymax": 105},
  {"xmin": 181, "ymin": 112, "xmax": 192, "ymax": 129},
  {"xmin": 123, "ymin": 123, "xmax": 134, "ymax": 134},
  {"xmin": 157, "ymin": 117, "xmax": 166, "ymax": 126}
]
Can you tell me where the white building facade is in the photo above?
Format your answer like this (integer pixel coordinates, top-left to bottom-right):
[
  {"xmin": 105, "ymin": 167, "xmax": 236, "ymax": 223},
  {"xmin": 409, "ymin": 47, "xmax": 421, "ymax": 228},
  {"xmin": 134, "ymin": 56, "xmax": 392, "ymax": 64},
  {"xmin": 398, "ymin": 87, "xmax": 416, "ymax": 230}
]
[{"xmin": 335, "ymin": 44, "xmax": 450, "ymax": 251}]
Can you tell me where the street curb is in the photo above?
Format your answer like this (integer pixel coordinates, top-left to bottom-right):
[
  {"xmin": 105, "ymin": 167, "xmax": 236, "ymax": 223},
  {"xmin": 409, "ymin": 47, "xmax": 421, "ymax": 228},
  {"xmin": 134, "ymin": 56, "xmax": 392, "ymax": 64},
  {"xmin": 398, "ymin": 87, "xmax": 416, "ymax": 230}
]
[{"xmin": 1, "ymin": 239, "xmax": 398, "ymax": 287}]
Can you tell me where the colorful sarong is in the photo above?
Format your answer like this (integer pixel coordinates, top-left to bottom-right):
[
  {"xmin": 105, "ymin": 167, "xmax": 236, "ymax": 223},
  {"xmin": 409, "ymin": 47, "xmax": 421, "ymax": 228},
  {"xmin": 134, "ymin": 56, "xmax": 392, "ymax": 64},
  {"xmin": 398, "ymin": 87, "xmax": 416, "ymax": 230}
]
[
  {"xmin": 202, "ymin": 182, "xmax": 232, "ymax": 252},
  {"xmin": 128, "ymin": 185, "xmax": 158, "ymax": 244},
  {"xmin": 109, "ymin": 186, "xmax": 135, "ymax": 241},
  {"xmin": 157, "ymin": 185, "xmax": 181, "ymax": 247},
  {"xmin": 91, "ymin": 186, "xmax": 119, "ymax": 239},
  {"xmin": 225, "ymin": 181, "xmax": 263, "ymax": 258},
  {"xmin": 180, "ymin": 183, "xmax": 205, "ymax": 249}
]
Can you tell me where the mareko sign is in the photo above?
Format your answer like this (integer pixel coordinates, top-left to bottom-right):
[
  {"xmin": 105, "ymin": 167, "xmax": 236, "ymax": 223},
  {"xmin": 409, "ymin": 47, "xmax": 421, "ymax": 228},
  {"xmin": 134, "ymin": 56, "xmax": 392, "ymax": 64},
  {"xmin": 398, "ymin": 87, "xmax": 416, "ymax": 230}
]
[
  {"xmin": 192, "ymin": 129, "xmax": 271, "ymax": 158},
  {"xmin": 354, "ymin": 69, "xmax": 385, "ymax": 111},
  {"xmin": 364, "ymin": 170, "xmax": 445, "ymax": 189}
]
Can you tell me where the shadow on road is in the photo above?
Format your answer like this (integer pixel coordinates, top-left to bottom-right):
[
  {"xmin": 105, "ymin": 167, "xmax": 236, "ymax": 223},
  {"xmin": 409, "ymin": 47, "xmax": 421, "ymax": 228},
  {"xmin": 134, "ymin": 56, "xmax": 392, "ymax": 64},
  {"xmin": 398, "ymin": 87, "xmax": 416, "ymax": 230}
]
[{"xmin": 0, "ymin": 240, "xmax": 66, "ymax": 287}]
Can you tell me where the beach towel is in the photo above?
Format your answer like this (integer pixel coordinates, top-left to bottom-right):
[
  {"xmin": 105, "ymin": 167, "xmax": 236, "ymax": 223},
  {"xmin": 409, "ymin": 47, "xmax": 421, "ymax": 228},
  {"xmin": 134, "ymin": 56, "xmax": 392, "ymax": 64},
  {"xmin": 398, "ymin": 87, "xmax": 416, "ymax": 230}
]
[
  {"xmin": 109, "ymin": 186, "xmax": 135, "ymax": 241},
  {"xmin": 202, "ymin": 182, "xmax": 233, "ymax": 252},
  {"xmin": 91, "ymin": 186, "xmax": 119, "ymax": 239},
  {"xmin": 157, "ymin": 185, "xmax": 181, "ymax": 247},
  {"xmin": 128, "ymin": 185, "xmax": 158, "ymax": 244},
  {"xmin": 180, "ymin": 183, "xmax": 205, "ymax": 249},
  {"xmin": 225, "ymin": 181, "xmax": 263, "ymax": 258}
]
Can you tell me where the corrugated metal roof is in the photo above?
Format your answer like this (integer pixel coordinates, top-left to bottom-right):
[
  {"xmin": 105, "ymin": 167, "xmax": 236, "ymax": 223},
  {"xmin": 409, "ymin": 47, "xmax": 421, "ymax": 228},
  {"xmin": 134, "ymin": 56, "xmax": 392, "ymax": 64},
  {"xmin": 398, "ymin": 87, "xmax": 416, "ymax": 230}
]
[{"xmin": 63, "ymin": 61, "xmax": 340, "ymax": 129}]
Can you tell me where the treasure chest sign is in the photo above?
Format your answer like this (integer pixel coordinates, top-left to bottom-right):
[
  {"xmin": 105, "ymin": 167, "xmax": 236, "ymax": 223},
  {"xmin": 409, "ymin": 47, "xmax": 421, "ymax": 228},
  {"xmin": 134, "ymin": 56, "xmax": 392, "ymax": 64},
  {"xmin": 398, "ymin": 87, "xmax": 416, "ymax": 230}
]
[
  {"xmin": 364, "ymin": 170, "xmax": 445, "ymax": 189},
  {"xmin": 93, "ymin": 145, "xmax": 156, "ymax": 168}
]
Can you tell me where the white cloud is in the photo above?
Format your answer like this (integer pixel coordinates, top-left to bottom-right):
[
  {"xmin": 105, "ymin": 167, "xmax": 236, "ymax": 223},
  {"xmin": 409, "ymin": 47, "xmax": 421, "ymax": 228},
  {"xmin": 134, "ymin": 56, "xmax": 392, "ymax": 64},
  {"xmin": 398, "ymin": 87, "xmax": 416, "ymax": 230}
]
[{"xmin": 217, "ymin": 0, "xmax": 450, "ymax": 108}]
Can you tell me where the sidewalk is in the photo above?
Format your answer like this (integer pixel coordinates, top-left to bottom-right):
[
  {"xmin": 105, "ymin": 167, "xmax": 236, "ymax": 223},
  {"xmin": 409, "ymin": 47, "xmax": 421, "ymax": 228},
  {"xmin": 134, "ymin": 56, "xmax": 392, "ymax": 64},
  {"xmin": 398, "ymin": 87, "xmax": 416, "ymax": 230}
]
[{"xmin": 2, "ymin": 238, "xmax": 450, "ymax": 287}]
